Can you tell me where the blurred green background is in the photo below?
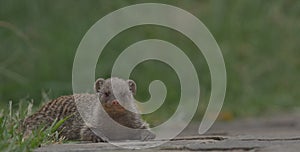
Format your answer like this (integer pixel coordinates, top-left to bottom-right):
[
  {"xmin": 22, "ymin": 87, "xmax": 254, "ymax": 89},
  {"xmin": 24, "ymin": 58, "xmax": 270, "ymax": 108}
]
[{"xmin": 0, "ymin": 0, "xmax": 299, "ymax": 123}]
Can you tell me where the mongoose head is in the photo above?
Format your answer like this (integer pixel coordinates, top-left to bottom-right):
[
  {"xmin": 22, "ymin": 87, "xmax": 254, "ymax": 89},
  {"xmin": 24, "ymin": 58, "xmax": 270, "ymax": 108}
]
[{"xmin": 94, "ymin": 77, "xmax": 137, "ymax": 115}]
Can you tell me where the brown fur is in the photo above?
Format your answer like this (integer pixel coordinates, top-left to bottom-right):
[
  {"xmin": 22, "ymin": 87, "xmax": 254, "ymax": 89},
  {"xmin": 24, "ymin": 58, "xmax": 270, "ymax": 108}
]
[{"xmin": 22, "ymin": 77, "xmax": 155, "ymax": 142}]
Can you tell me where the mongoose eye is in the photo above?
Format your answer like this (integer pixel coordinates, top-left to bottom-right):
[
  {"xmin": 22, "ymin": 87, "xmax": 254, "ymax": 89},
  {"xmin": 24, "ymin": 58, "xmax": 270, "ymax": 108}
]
[{"xmin": 104, "ymin": 92, "xmax": 110, "ymax": 97}]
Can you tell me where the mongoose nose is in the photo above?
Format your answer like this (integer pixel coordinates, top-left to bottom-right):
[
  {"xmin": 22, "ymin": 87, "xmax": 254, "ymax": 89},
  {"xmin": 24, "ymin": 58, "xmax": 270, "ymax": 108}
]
[{"xmin": 112, "ymin": 100, "xmax": 119, "ymax": 105}]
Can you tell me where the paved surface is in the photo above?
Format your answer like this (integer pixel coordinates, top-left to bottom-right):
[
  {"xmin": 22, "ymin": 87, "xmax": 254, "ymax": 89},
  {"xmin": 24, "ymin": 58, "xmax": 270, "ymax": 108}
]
[{"xmin": 36, "ymin": 112, "xmax": 300, "ymax": 152}]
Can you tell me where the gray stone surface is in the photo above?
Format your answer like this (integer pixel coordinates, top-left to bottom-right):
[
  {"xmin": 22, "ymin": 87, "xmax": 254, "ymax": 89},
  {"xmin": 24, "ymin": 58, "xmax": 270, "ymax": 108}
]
[{"xmin": 35, "ymin": 112, "xmax": 300, "ymax": 152}]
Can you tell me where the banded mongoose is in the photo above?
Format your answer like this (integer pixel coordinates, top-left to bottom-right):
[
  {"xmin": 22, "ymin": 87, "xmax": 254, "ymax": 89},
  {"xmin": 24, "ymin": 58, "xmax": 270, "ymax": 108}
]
[{"xmin": 22, "ymin": 77, "xmax": 155, "ymax": 142}]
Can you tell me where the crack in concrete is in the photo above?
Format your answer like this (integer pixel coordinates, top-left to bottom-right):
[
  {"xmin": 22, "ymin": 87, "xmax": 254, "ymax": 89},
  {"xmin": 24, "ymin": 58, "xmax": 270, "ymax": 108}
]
[
  {"xmin": 161, "ymin": 146, "xmax": 257, "ymax": 151},
  {"xmin": 241, "ymin": 137, "xmax": 300, "ymax": 141},
  {"xmin": 169, "ymin": 136, "xmax": 227, "ymax": 141}
]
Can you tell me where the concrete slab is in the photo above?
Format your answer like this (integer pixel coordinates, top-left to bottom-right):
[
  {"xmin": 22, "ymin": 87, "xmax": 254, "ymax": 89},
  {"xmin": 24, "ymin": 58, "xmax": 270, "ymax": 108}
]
[{"xmin": 35, "ymin": 112, "xmax": 300, "ymax": 152}]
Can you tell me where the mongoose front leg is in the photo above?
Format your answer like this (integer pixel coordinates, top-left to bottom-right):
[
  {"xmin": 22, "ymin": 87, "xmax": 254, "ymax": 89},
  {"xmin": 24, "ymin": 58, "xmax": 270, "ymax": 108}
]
[
  {"xmin": 80, "ymin": 126, "xmax": 108, "ymax": 142},
  {"xmin": 140, "ymin": 129, "xmax": 156, "ymax": 141}
]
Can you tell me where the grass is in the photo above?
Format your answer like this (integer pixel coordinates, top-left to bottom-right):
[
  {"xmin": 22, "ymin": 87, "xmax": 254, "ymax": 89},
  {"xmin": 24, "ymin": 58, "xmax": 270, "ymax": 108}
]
[
  {"xmin": 1, "ymin": 1, "xmax": 299, "ymax": 151},
  {"xmin": 0, "ymin": 101, "xmax": 66, "ymax": 152}
]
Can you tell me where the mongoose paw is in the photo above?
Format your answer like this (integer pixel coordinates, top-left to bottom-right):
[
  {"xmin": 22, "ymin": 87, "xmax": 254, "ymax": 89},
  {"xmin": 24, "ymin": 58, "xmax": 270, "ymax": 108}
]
[
  {"xmin": 141, "ymin": 130, "xmax": 156, "ymax": 141},
  {"xmin": 80, "ymin": 126, "xmax": 109, "ymax": 143},
  {"xmin": 83, "ymin": 132, "xmax": 108, "ymax": 143},
  {"xmin": 91, "ymin": 134, "xmax": 108, "ymax": 143}
]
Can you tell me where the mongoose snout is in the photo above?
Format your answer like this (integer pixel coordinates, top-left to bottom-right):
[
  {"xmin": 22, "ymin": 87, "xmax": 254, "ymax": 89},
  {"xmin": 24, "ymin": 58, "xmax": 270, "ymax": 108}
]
[{"xmin": 111, "ymin": 100, "xmax": 119, "ymax": 105}]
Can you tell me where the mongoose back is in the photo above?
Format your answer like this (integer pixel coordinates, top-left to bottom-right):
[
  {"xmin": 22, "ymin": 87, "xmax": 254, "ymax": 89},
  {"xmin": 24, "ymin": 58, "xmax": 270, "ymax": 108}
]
[{"xmin": 22, "ymin": 77, "xmax": 155, "ymax": 142}]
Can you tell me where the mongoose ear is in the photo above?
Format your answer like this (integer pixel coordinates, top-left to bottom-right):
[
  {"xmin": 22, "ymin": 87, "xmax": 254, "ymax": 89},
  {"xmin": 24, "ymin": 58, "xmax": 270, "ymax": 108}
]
[
  {"xmin": 127, "ymin": 80, "xmax": 136, "ymax": 95},
  {"xmin": 94, "ymin": 78, "xmax": 105, "ymax": 93}
]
